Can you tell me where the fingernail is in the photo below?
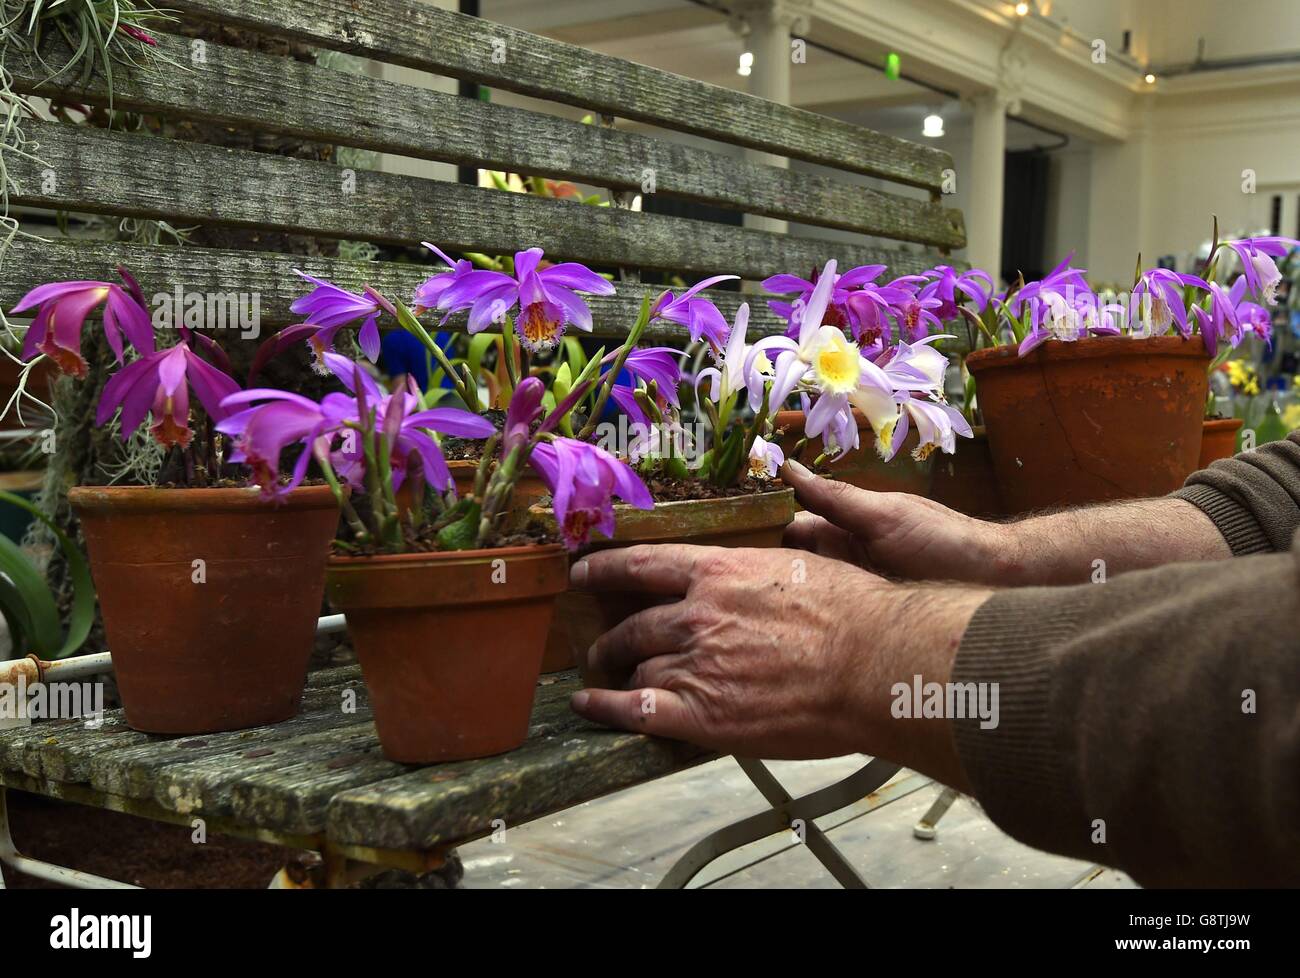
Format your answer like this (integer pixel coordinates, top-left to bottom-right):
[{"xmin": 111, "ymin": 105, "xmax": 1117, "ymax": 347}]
[
  {"xmin": 570, "ymin": 560, "xmax": 589, "ymax": 587},
  {"xmin": 571, "ymin": 690, "xmax": 590, "ymax": 712},
  {"xmin": 783, "ymin": 458, "xmax": 810, "ymax": 478}
]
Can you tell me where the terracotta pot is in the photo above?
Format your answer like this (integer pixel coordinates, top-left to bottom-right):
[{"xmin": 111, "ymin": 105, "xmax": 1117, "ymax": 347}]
[
  {"xmin": 1199, "ymin": 418, "xmax": 1244, "ymax": 469},
  {"xmin": 69, "ymin": 485, "xmax": 340, "ymax": 734},
  {"xmin": 774, "ymin": 409, "xmax": 933, "ymax": 496},
  {"xmin": 929, "ymin": 426, "xmax": 1003, "ymax": 519},
  {"xmin": 448, "ymin": 459, "xmax": 548, "ymax": 508},
  {"xmin": 966, "ymin": 337, "xmax": 1209, "ymax": 514},
  {"xmin": 326, "ymin": 544, "xmax": 569, "ymax": 763},
  {"xmin": 532, "ymin": 489, "xmax": 797, "ymax": 688}
]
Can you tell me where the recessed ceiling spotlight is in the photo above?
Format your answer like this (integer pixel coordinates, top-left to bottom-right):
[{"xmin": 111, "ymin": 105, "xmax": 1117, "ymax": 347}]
[
  {"xmin": 1014, "ymin": 2, "xmax": 1030, "ymax": 16},
  {"xmin": 1144, "ymin": 72, "xmax": 1156, "ymax": 84},
  {"xmin": 923, "ymin": 113, "xmax": 945, "ymax": 138}
]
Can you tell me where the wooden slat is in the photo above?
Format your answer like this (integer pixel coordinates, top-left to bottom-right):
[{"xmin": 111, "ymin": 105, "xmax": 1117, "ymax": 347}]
[
  {"xmin": 0, "ymin": 667, "xmax": 711, "ymax": 846},
  {"xmin": 0, "ymin": 238, "xmax": 790, "ymax": 342},
  {"xmin": 165, "ymin": 0, "xmax": 954, "ymax": 191},
  {"xmin": 9, "ymin": 121, "xmax": 947, "ymax": 284},
  {"xmin": 325, "ymin": 672, "xmax": 711, "ymax": 851},
  {"xmin": 8, "ymin": 35, "xmax": 965, "ymax": 247}
]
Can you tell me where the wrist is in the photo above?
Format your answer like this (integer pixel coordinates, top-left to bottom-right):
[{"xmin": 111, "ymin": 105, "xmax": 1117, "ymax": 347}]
[{"xmin": 846, "ymin": 582, "xmax": 990, "ymax": 790}]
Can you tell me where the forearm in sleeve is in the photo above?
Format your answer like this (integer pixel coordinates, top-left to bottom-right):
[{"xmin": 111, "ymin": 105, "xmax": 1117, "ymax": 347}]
[
  {"xmin": 1174, "ymin": 430, "xmax": 1300, "ymax": 554},
  {"xmin": 951, "ymin": 541, "xmax": 1300, "ymax": 887}
]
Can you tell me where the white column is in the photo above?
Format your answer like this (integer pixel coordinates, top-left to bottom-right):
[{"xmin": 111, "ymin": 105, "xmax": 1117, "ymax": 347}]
[
  {"xmin": 729, "ymin": 0, "xmax": 811, "ymax": 237},
  {"xmin": 968, "ymin": 92, "xmax": 1009, "ymax": 279}
]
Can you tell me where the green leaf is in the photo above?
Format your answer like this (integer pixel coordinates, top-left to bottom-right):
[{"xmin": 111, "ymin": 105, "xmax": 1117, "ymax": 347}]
[
  {"xmin": 562, "ymin": 337, "xmax": 588, "ymax": 377},
  {"xmin": 0, "ymin": 490, "xmax": 94, "ymax": 659},
  {"xmin": 467, "ymin": 332, "xmax": 497, "ymax": 383}
]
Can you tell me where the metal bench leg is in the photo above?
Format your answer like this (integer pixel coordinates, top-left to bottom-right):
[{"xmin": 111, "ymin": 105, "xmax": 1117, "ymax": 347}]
[
  {"xmin": 912, "ymin": 785, "xmax": 960, "ymax": 840},
  {"xmin": 0, "ymin": 787, "xmax": 139, "ymax": 889},
  {"xmin": 658, "ymin": 757, "xmax": 900, "ymax": 889}
]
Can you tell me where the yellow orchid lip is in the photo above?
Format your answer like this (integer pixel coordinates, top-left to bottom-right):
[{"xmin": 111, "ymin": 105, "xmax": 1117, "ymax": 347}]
[{"xmin": 810, "ymin": 328, "xmax": 861, "ymax": 395}]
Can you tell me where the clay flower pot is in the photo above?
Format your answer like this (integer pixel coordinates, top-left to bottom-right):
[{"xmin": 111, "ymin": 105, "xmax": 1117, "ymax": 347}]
[
  {"xmin": 929, "ymin": 426, "xmax": 1003, "ymax": 518},
  {"xmin": 774, "ymin": 409, "xmax": 933, "ymax": 496},
  {"xmin": 966, "ymin": 337, "xmax": 1209, "ymax": 514},
  {"xmin": 69, "ymin": 485, "xmax": 340, "ymax": 734},
  {"xmin": 326, "ymin": 544, "xmax": 569, "ymax": 763},
  {"xmin": 1199, "ymin": 418, "xmax": 1244, "ymax": 468},
  {"xmin": 532, "ymin": 489, "xmax": 796, "ymax": 687},
  {"xmin": 448, "ymin": 458, "xmax": 548, "ymax": 507}
]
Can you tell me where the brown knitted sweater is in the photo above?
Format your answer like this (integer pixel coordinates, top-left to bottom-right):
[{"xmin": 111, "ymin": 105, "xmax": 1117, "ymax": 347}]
[{"xmin": 953, "ymin": 432, "xmax": 1300, "ymax": 887}]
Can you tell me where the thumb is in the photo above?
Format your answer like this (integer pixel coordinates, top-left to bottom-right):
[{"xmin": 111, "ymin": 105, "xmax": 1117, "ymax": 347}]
[{"xmin": 781, "ymin": 458, "xmax": 886, "ymax": 538}]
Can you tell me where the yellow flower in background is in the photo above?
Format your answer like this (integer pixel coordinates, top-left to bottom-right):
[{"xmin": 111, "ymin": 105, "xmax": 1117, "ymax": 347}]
[
  {"xmin": 1283, "ymin": 403, "xmax": 1300, "ymax": 433},
  {"xmin": 1225, "ymin": 359, "xmax": 1261, "ymax": 396}
]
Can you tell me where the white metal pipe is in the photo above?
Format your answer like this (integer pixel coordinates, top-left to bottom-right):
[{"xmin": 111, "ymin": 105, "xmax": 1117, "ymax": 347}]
[
  {"xmin": 1, "ymin": 616, "xmax": 349, "ymax": 681},
  {"xmin": 40, "ymin": 651, "xmax": 113, "ymax": 682}
]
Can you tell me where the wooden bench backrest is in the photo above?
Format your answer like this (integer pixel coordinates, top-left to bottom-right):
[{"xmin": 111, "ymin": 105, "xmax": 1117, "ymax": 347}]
[{"xmin": 1, "ymin": 0, "xmax": 964, "ymax": 342}]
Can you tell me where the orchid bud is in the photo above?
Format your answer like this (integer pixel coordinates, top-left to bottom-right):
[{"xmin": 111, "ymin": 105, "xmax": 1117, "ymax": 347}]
[{"xmin": 503, "ymin": 376, "xmax": 546, "ymax": 453}]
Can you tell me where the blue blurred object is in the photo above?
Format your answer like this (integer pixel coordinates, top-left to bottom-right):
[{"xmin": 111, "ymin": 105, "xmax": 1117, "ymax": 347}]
[
  {"xmin": 380, "ymin": 329, "xmax": 434, "ymax": 391},
  {"xmin": 604, "ymin": 368, "xmax": 633, "ymax": 423}
]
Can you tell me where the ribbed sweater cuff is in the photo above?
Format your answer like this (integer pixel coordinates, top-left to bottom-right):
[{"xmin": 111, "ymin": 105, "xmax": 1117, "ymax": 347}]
[
  {"xmin": 951, "ymin": 587, "xmax": 1093, "ymax": 840},
  {"xmin": 1172, "ymin": 483, "xmax": 1273, "ymax": 556}
]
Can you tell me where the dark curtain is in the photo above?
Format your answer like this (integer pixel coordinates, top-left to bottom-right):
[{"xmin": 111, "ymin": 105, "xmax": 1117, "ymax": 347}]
[{"xmin": 1001, "ymin": 150, "xmax": 1049, "ymax": 282}]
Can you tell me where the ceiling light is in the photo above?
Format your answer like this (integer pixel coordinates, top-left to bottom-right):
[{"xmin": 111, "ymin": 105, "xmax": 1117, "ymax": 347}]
[
  {"xmin": 1144, "ymin": 72, "xmax": 1156, "ymax": 84},
  {"xmin": 738, "ymin": 51, "xmax": 753, "ymax": 77},
  {"xmin": 923, "ymin": 114, "xmax": 945, "ymax": 138},
  {"xmin": 1014, "ymin": 2, "xmax": 1030, "ymax": 16}
]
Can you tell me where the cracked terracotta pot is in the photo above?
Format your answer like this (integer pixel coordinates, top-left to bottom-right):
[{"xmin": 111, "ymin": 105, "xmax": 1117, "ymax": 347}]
[
  {"xmin": 326, "ymin": 544, "xmax": 568, "ymax": 763},
  {"xmin": 966, "ymin": 336, "xmax": 1209, "ymax": 514},
  {"xmin": 1199, "ymin": 418, "xmax": 1244, "ymax": 469},
  {"xmin": 531, "ymin": 489, "xmax": 797, "ymax": 688},
  {"xmin": 69, "ymin": 485, "xmax": 340, "ymax": 734}
]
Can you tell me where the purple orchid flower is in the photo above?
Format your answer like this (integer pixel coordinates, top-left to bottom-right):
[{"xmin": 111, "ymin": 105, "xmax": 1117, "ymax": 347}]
[
  {"xmin": 651, "ymin": 274, "xmax": 738, "ymax": 348},
  {"xmin": 503, "ymin": 376, "xmax": 546, "ymax": 454},
  {"xmin": 528, "ymin": 437, "xmax": 652, "ymax": 550},
  {"xmin": 291, "ymin": 271, "xmax": 383, "ymax": 365},
  {"xmin": 435, "ymin": 247, "xmax": 615, "ymax": 354},
  {"xmin": 218, "ymin": 390, "xmax": 343, "ymax": 498},
  {"xmin": 1190, "ymin": 281, "xmax": 1242, "ymax": 358},
  {"xmin": 747, "ymin": 436, "xmax": 785, "ymax": 480},
  {"xmin": 622, "ymin": 347, "xmax": 683, "ymax": 406},
  {"xmin": 892, "ymin": 292, "xmax": 945, "ymax": 343},
  {"xmin": 841, "ymin": 278, "xmax": 920, "ymax": 349},
  {"xmin": 12, "ymin": 274, "xmax": 155, "ymax": 377},
  {"xmin": 1227, "ymin": 276, "xmax": 1272, "ymax": 345},
  {"xmin": 96, "ymin": 341, "xmax": 240, "ymax": 449},
  {"xmin": 219, "ymin": 355, "xmax": 492, "ymax": 500},
  {"xmin": 1130, "ymin": 268, "xmax": 1207, "ymax": 338},
  {"xmin": 920, "ymin": 266, "xmax": 994, "ymax": 320},
  {"xmin": 1223, "ymin": 237, "xmax": 1299, "ymax": 306},
  {"xmin": 765, "ymin": 264, "xmax": 888, "ymax": 339},
  {"xmin": 412, "ymin": 242, "xmax": 476, "ymax": 317}
]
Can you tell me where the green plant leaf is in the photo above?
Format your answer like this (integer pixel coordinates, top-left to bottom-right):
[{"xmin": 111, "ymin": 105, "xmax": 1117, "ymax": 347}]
[{"xmin": 0, "ymin": 490, "xmax": 94, "ymax": 659}]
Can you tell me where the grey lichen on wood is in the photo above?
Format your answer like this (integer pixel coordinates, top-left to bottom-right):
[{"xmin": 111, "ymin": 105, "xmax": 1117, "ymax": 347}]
[
  {"xmin": 0, "ymin": 667, "xmax": 712, "ymax": 848},
  {"xmin": 165, "ymin": 0, "xmax": 954, "ymax": 191},
  {"xmin": 7, "ymin": 34, "xmax": 964, "ymax": 247},
  {"xmin": 9, "ymin": 121, "xmax": 948, "ymax": 285}
]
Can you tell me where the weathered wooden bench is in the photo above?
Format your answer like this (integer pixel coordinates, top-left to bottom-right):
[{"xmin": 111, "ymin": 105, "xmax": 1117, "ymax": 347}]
[{"xmin": 0, "ymin": 0, "xmax": 962, "ymax": 887}]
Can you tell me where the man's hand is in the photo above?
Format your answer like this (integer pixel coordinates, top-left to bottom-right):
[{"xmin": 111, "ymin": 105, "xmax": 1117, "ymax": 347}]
[
  {"xmin": 781, "ymin": 458, "xmax": 1233, "ymax": 586},
  {"xmin": 781, "ymin": 459, "xmax": 1021, "ymax": 585},
  {"xmin": 568, "ymin": 543, "xmax": 987, "ymax": 789}
]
